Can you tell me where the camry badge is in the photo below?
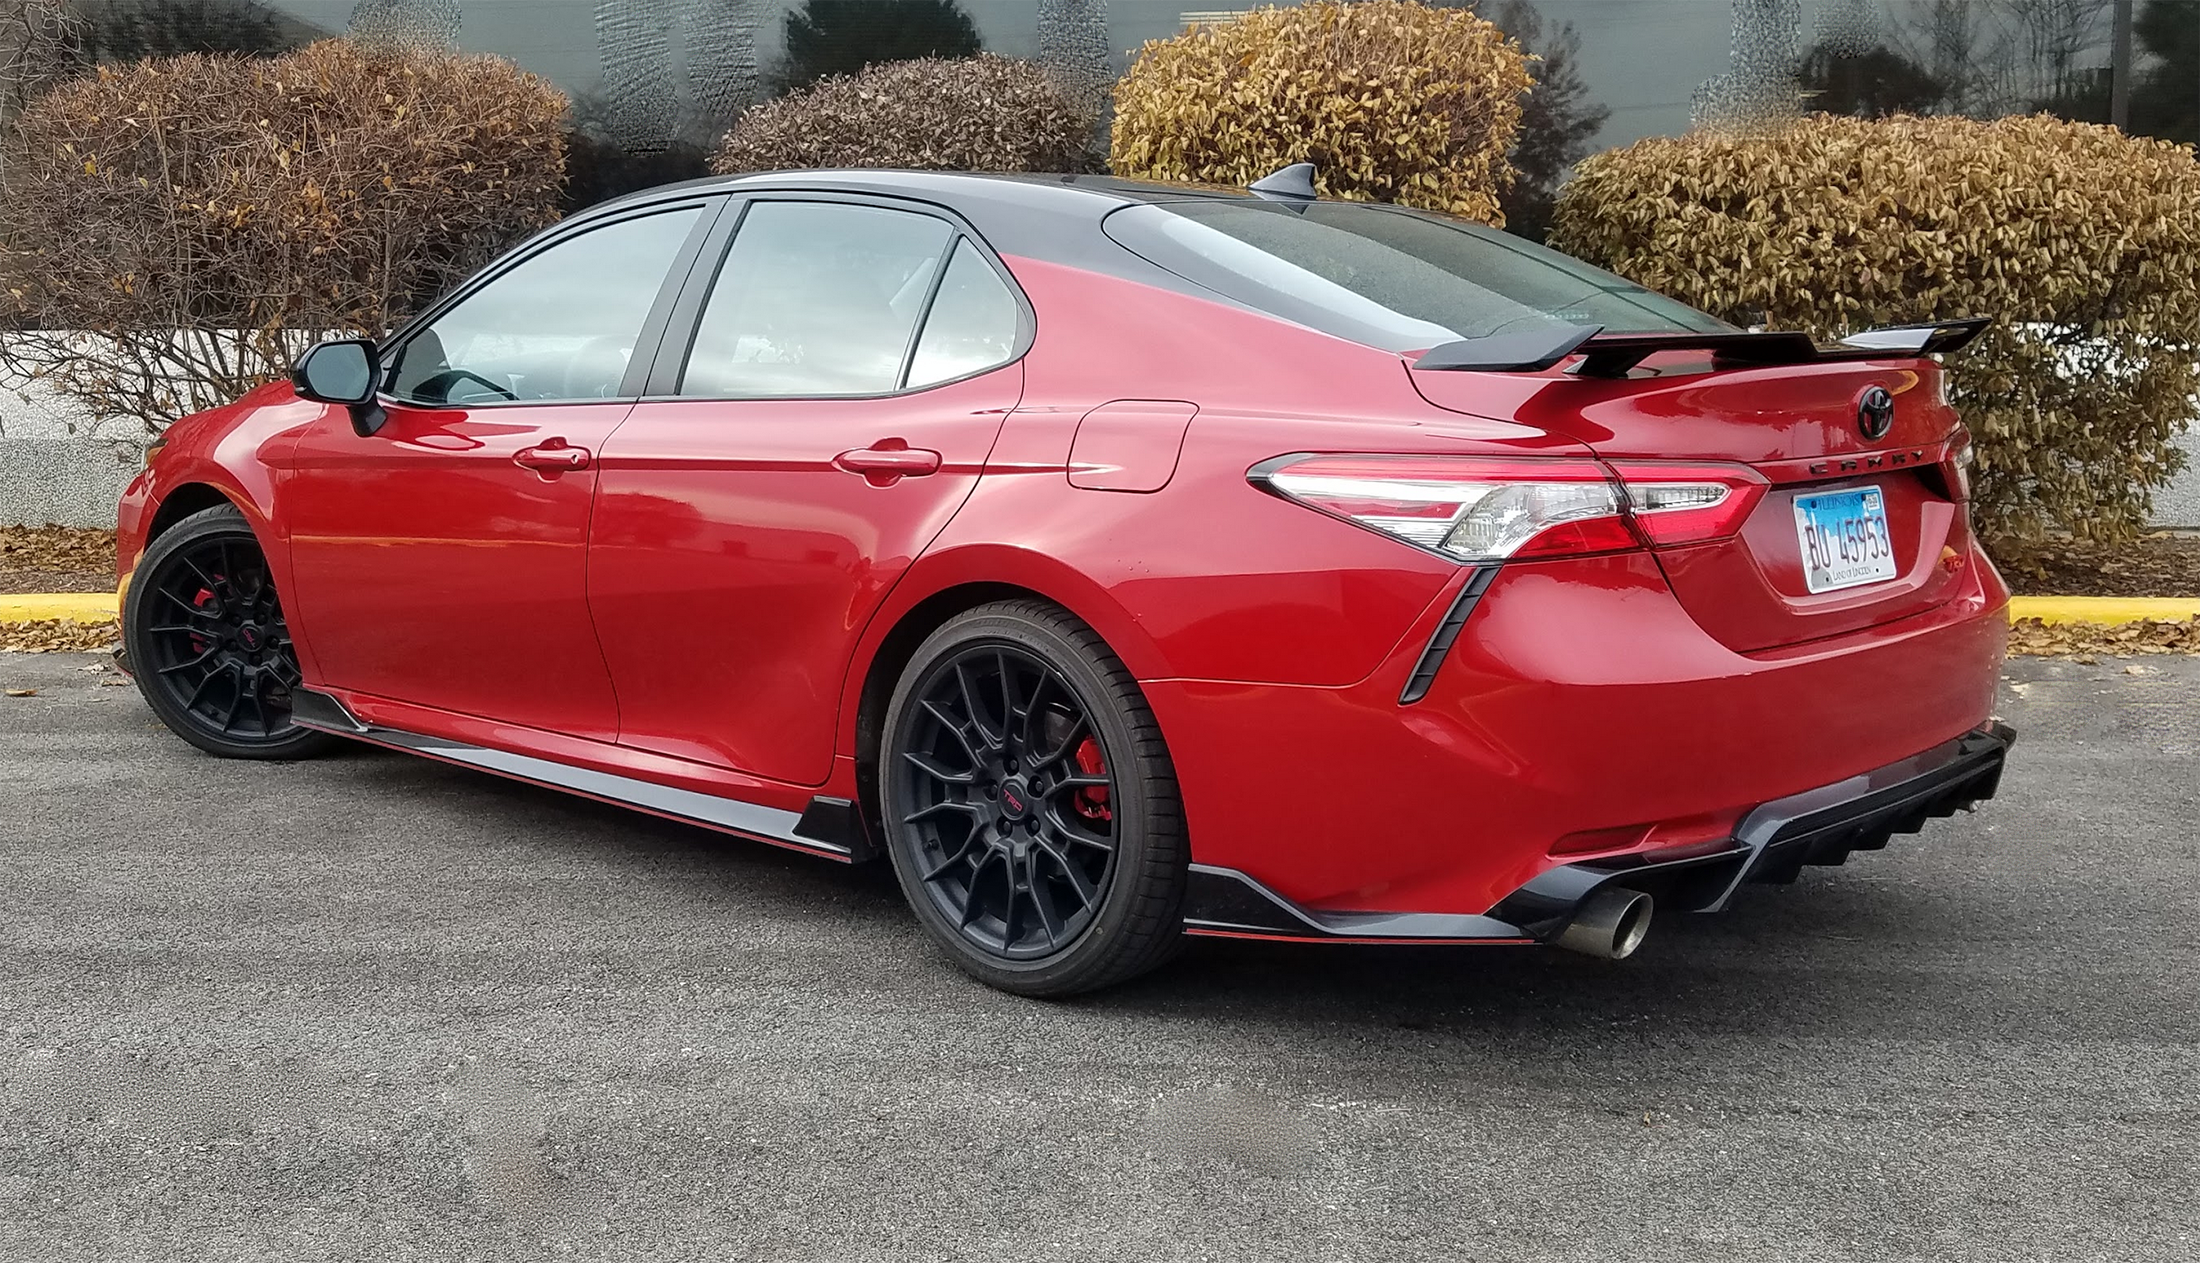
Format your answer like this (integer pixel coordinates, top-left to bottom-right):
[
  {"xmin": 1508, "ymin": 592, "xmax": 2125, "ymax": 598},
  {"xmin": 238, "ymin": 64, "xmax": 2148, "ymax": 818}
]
[{"xmin": 1857, "ymin": 386, "xmax": 1896, "ymax": 440}]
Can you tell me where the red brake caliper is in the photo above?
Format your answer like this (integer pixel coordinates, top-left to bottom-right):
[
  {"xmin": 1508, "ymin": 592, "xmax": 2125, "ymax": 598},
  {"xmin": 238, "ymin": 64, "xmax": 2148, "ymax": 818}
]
[
  {"xmin": 1072, "ymin": 737, "xmax": 1111, "ymax": 823},
  {"xmin": 190, "ymin": 587, "xmax": 218, "ymax": 653}
]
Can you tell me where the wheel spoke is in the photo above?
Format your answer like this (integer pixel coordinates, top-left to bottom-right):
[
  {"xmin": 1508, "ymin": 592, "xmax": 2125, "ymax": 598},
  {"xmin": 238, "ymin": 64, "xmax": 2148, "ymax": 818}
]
[
  {"xmin": 920, "ymin": 699, "xmax": 984, "ymax": 767},
  {"xmin": 181, "ymin": 665, "xmax": 220, "ymax": 711},
  {"xmin": 1044, "ymin": 809, "xmax": 1113, "ymax": 853},
  {"xmin": 1018, "ymin": 671, "xmax": 1057, "ymax": 752},
  {"xmin": 1032, "ymin": 714, "xmax": 1089, "ymax": 769},
  {"xmin": 952, "ymin": 662, "xmax": 1002, "ymax": 752},
  {"xmin": 181, "ymin": 553, "xmax": 222, "ymax": 596},
  {"xmin": 217, "ymin": 666, "xmax": 247, "ymax": 732},
  {"xmin": 998, "ymin": 855, "xmax": 1023, "ymax": 945},
  {"xmin": 996, "ymin": 651, "xmax": 1019, "ymax": 746},
  {"xmin": 902, "ymin": 751, "xmax": 977, "ymax": 785},
  {"xmin": 1023, "ymin": 850, "xmax": 1065, "ymax": 948},
  {"xmin": 156, "ymin": 589, "xmax": 218, "ymax": 621},
  {"xmin": 156, "ymin": 645, "xmax": 221, "ymax": 675},
  {"xmin": 1046, "ymin": 773, "xmax": 1109, "ymax": 794},
  {"xmin": 1034, "ymin": 836, "xmax": 1098, "ymax": 908},
  {"xmin": 902, "ymin": 798, "xmax": 982, "ymax": 825},
  {"xmin": 920, "ymin": 831, "xmax": 983, "ymax": 883},
  {"xmin": 958, "ymin": 851, "xmax": 999, "ymax": 928}
]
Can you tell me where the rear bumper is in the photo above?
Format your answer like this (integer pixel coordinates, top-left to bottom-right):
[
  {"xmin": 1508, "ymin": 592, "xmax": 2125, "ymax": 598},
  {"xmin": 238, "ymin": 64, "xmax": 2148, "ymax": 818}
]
[
  {"xmin": 1183, "ymin": 720, "xmax": 2014, "ymax": 943},
  {"xmin": 1145, "ymin": 546, "xmax": 2009, "ymax": 921}
]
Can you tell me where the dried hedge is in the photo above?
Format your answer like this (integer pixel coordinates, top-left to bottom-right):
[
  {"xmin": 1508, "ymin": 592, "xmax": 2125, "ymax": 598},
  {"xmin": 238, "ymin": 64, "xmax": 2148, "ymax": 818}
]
[
  {"xmin": 1550, "ymin": 113, "xmax": 2200, "ymax": 543},
  {"xmin": 712, "ymin": 54, "xmax": 1091, "ymax": 175},
  {"xmin": 0, "ymin": 39, "xmax": 566, "ymax": 433},
  {"xmin": 1109, "ymin": 0, "xmax": 1533, "ymax": 222}
]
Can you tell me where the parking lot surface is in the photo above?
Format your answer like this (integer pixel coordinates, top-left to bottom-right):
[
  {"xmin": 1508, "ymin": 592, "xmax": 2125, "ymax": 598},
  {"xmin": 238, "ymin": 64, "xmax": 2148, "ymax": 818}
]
[{"xmin": 1, "ymin": 651, "xmax": 2195, "ymax": 1262}]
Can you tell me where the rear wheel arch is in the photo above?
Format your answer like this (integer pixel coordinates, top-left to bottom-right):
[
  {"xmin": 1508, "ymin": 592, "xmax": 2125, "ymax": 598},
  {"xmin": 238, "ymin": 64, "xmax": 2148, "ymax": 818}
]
[{"xmin": 853, "ymin": 582, "xmax": 1052, "ymax": 848}]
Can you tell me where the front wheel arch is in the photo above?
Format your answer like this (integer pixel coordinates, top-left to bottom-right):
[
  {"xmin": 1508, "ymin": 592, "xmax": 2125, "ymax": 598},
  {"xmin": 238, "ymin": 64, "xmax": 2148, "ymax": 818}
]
[{"xmin": 146, "ymin": 482, "xmax": 244, "ymax": 543}]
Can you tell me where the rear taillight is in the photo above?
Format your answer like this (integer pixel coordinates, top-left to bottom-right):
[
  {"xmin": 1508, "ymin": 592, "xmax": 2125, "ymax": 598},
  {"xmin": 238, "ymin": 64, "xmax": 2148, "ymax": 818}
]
[
  {"xmin": 1252, "ymin": 454, "xmax": 1766, "ymax": 563},
  {"xmin": 1604, "ymin": 461, "xmax": 1769, "ymax": 547},
  {"xmin": 1946, "ymin": 429, "xmax": 1975, "ymax": 500}
]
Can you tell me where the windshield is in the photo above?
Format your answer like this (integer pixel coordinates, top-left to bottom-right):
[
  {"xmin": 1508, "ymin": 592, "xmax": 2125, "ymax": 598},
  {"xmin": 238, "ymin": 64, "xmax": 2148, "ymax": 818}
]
[{"xmin": 1102, "ymin": 200, "xmax": 1731, "ymax": 353}]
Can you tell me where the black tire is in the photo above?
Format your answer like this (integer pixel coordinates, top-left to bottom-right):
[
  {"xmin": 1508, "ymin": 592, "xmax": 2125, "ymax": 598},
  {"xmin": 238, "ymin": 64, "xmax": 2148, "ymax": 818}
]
[
  {"xmin": 881, "ymin": 600, "xmax": 1188, "ymax": 997},
  {"xmin": 124, "ymin": 503, "xmax": 337, "ymax": 761}
]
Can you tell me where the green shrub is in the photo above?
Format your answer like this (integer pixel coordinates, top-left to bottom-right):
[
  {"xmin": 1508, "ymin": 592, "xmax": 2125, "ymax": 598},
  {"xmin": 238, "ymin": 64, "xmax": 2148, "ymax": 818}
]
[
  {"xmin": 0, "ymin": 39, "xmax": 566, "ymax": 433},
  {"xmin": 1109, "ymin": 0, "xmax": 1533, "ymax": 223},
  {"xmin": 1550, "ymin": 113, "xmax": 2200, "ymax": 542},
  {"xmin": 712, "ymin": 54, "xmax": 1091, "ymax": 175}
]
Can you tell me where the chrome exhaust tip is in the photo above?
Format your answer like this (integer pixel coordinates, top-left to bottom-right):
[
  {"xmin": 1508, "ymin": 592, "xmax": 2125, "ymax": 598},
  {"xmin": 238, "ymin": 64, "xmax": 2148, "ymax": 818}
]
[{"xmin": 1554, "ymin": 888, "xmax": 1653, "ymax": 960}]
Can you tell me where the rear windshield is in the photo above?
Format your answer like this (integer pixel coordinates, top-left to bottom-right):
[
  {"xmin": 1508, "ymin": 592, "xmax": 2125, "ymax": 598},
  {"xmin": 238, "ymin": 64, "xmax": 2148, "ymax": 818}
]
[{"xmin": 1102, "ymin": 200, "xmax": 1730, "ymax": 353}]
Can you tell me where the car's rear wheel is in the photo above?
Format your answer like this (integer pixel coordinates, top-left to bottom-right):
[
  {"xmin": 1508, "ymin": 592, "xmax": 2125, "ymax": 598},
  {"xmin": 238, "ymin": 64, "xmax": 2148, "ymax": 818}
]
[
  {"xmin": 124, "ymin": 504, "xmax": 336, "ymax": 761},
  {"xmin": 881, "ymin": 601, "xmax": 1187, "ymax": 996}
]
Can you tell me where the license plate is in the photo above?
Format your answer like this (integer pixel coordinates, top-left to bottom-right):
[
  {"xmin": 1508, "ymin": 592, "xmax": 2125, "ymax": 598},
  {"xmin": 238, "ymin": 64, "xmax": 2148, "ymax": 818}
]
[{"xmin": 1793, "ymin": 485, "xmax": 1897, "ymax": 593}]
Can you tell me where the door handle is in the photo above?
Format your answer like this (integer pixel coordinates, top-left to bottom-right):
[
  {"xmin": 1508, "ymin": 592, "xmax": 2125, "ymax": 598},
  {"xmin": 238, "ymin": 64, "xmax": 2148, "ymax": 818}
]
[
  {"xmin": 514, "ymin": 439, "xmax": 591, "ymax": 472},
  {"xmin": 834, "ymin": 443, "xmax": 942, "ymax": 482}
]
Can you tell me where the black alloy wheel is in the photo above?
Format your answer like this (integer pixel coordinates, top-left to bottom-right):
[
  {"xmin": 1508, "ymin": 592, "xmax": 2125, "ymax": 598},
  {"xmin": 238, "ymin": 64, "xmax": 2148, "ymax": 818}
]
[
  {"xmin": 883, "ymin": 601, "xmax": 1187, "ymax": 996},
  {"xmin": 124, "ymin": 504, "xmax": 336, "ymax": 760}
]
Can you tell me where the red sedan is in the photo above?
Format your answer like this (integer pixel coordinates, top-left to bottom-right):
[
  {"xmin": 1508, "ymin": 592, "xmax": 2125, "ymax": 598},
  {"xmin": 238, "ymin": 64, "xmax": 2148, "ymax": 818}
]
[{"xmin": 115, "ymin": 169, "xmax": 2013, "ymax": 995}]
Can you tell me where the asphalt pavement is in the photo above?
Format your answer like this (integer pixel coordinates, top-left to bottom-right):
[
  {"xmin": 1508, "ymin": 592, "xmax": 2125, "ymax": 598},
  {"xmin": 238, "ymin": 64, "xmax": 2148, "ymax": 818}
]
[{"xmin": 1, "ymin": 650, "xmax": 2194, "ymax": 1263}]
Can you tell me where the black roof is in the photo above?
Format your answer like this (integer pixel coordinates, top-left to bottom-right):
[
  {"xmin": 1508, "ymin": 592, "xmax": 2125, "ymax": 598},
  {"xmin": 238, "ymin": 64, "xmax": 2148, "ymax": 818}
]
[
  {"xmin": 583, "ymin": 168, "xmax": 1258, "ymax": 224},
  {"xmin": 570, "ymin": 169, "xmax": 1276, "ymax": 278}
]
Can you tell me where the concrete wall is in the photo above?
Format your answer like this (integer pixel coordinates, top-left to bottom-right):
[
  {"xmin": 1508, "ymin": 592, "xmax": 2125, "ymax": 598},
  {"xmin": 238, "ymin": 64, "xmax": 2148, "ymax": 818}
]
[
  {"xmin": 2158, "ymin": 429, "xmax": 2200, "ymax": 532},
  {"xmin": 6, "ymin": 377, "xmax": 2200, "ymax": 531},
  {"xmin": 0, "ymin": 380, "xmax": 146, "ymax": 529}
]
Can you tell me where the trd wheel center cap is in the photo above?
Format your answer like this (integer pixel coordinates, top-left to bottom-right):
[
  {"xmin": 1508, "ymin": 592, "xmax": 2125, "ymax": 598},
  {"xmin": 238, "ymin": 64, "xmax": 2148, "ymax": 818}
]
[
  {"xmin": 997, "ymin": 777, "xmax": 1033, "ymax": 822},
  {"xmin": 235, "ymin": 624, "xmax": 263, "ymax": 652}
]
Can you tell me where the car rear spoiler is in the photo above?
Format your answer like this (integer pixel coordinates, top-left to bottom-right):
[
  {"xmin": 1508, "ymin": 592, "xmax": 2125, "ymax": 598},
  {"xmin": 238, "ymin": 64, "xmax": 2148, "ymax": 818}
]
[{"xmin": 1413, "ymin": 317, "xmax": 1991, "ymax": 378}]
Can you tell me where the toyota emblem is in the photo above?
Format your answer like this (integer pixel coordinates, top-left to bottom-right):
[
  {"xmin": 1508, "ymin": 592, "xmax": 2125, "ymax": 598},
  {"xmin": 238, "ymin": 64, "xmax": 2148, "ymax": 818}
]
[{"xmin": 1857, "ymin": 386, "xmax": 1896, "ymax": 440}]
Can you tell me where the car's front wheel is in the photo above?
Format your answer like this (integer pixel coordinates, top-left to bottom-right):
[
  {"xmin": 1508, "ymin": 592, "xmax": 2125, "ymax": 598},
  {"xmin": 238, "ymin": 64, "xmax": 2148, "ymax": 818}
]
[
  {"xmin": 123, "ymin": 503, "xmax": 337, "ymax": 760},
  {"xmin": 881, "ymin": 600, "xmax": 1188, "ymax": 996}
]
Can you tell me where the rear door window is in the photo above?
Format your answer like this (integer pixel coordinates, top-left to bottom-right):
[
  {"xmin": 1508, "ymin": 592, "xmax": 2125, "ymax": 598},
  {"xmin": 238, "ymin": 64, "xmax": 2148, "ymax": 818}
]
[
  {"xmin": 906, "ymin": 239, "xmax": 1022, "ymax": 389},
  {"xmin": 678, "ymin": 201, "xmax": 957, "ymax": 398}
]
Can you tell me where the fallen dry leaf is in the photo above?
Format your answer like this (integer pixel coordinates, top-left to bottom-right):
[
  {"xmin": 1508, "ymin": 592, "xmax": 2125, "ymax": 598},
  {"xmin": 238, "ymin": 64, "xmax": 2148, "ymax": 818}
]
[
  {"xmin": 0, "ymin": 619, "xmax": 120, "ymax": 653},
  {"xmin": 2007, "ymin": 617, "xmax": 2200, "ymax": 659},
  {"xmin": 0, "ymin": 525, "xmax": 116, "ymax": 594},
  {"xmin": 4, "ymin": 688, "xmax": 36, "ymax": 697}
]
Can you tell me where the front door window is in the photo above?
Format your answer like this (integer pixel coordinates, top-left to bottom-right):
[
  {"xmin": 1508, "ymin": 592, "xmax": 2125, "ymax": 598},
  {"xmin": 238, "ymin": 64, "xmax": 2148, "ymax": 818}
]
[{"xmin": 388, "ymin": 206, "xmax": 705, "ymax": 405}]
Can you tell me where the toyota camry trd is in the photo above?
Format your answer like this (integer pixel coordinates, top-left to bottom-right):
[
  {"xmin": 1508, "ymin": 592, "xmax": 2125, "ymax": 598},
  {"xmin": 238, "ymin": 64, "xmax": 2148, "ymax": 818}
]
[{"xmin": 116, "ymin": 168, "xmax": 2013, "ymax": 996}]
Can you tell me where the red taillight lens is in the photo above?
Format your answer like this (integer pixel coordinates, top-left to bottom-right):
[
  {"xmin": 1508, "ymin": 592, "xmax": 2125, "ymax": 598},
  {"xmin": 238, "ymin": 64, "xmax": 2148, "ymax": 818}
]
[
  {"xmin": 1253, "ymin": 454, "xmax": 1767, "ymax": 563},
  {"xmin": 1254, "ymin": 455, "xmax": 1632, "ymax": 564},
  {"xmin": 1604, "ymin": 461, "xmax": 1769, "ymax": 547}
]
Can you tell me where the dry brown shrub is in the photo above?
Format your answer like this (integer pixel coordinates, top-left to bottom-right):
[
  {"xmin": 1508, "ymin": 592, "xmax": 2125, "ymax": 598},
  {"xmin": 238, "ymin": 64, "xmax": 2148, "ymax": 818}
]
[
  {"xmin": 1109, "ymin": 0, "xmax": 1533, "ymax": 223},
  {"xmin": 0, "ymin": 38, "xmax": 567, "ymax": 435},
  {"xmin": 711, "ymin": 54, "xmax": 1091, "ymax": 175},
  {"xmin": 1549, "ymin": 113, "xmax": 2200, "ymax": 544}
]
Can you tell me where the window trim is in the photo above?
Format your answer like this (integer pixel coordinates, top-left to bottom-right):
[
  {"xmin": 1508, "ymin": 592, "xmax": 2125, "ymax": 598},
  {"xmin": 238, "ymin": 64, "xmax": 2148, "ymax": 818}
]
[
  {"xmin": 375, "ymin": 197, "xmax": 729, "ymax": 410},
  {"xmin": 644, "ymin": 190, "xmax": 1036, "ymax": 404}
]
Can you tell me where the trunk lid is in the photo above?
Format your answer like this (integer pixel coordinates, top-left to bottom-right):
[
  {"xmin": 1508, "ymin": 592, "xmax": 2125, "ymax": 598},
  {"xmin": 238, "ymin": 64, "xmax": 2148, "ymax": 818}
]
[{"xmin": 1410, "ymin": 354, "xmax": 1972, "ymax": 652}]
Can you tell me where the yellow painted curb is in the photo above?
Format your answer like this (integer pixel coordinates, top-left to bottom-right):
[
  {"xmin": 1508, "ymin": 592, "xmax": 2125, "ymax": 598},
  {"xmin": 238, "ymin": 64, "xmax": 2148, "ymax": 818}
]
[
  {"xmin": 0, "ymin": 593, "xmax": 119, "ymax": 623},
  {"xmin": 2008, "ymin": 596, "xmax": 2200, "ymax": 626}
]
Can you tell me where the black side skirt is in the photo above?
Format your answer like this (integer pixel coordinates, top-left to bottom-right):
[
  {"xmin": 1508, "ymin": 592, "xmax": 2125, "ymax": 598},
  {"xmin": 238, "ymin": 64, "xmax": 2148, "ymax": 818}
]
[{"xmin": 291, "ymin": 688, "xmax": 875, "ymax": 862}]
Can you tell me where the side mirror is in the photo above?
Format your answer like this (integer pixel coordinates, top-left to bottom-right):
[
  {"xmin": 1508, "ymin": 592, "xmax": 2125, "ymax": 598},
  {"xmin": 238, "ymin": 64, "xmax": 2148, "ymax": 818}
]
[{"xmin": 292, "ymin": 338, "xmax": 387, "ymax": 437}]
